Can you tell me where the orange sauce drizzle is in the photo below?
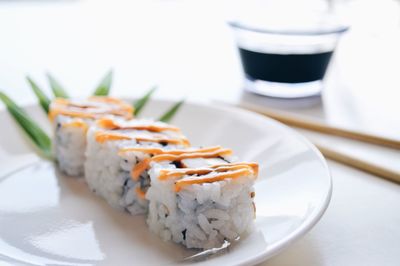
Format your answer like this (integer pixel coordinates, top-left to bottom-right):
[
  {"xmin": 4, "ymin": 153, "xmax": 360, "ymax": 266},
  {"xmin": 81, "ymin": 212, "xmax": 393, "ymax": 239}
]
[
  {"xmin": 61, "ymin": 119, "xmax": 88, "ymax": 129},
  {"xmin": 88, "ymin": 96, "xmax": 131, "ymax": 105},
  {"xmin": 49, "ymin": 97, "xmax": 133, "ymax": 121},
  {"xmin": 131, "ymin": 158, "xmax": 151, "ymax": 180},
  {"xmin": 158, "ymin": 168, "xmax": 213, "ymax": 180},
  {"xmin": 61, "ymin": 119, "xmax": 89, "ymax": 134},
  {"xmin": 135, "ymin": 186, "xmax": 146, "ymax": 199},
  {"xmin": 150, "ymin": 148, "xmax": 233, "ymax": 163},
  {"xmin": 157, "ymin": 162, "xmax": 257, "ymax": 180},
  {"xmin": 96, "ymin": 117, "xmax": 180, "ymax": 132},
  {"xmin": 118, "ymin": 146, "xmax": 221, "ymax": 156},
  {"xmin": 209, "ymin": 162, "xmax": 259, "ymax": 176},
  {"xmin": 135, "ymin": 136, "xmax": 189, "ymax": 146},
  {"xmin": 128, "ymin": 147, "xmax": 233, "ymax": 181},
  {"xmin": 94, "ymin": 131, "xmax": 189, "ymax": 146},
  {"xmin": 152, "ymin": 162, "xmax": 258, "ymax": 191},
  {"xmin": 174, "ymin": 167, "xmax": 255, "ymax": 192},
  {"xmin": 94, "ymin": 132, "xmax": 132, "ymax": 143},
  {"xmin": 49, "ymin": 109, "xmax": 97, "ymax": 121}
]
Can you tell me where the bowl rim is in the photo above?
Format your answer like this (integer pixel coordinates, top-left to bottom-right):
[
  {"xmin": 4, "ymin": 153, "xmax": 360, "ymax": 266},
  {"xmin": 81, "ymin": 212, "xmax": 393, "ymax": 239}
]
[{"xmin": 228, "ymin": 21, "xmax": 350, "ymax": 36}]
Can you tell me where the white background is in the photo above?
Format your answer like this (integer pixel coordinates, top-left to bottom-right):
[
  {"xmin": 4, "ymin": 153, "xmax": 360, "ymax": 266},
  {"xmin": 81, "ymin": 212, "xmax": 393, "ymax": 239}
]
[{"xmin": 0, "ymin": 0, "xmax": 399, "ymax": 265}]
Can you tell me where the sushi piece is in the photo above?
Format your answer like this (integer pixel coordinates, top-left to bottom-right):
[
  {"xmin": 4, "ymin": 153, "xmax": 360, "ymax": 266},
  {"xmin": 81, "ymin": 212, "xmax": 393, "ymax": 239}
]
[
  {"xmin": 49, "ymin": 97, "xmax": 133, "ymax": 176},
  {"xmin": 84, "ymin": 117, "xmax": 190, "ymax": 215},
  {"xmin": 144, "ymin": 147, "xmax": 258, "ymax": 249}
]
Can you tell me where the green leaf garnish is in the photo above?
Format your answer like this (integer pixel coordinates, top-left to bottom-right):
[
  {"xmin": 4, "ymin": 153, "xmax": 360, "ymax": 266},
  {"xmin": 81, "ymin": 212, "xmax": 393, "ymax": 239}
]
[
  {"xmin": 92, "ymin": 70, "xmax": 113, "ymax": 96},
  {"xmin": 0, "ymin": 92, "xmax": 53, "ymax": 160},
  {"xmin": 27, "ymin": 76, "xmax": 51, "ymax": 113},
  {"xmin": 47, "ymin": 73, "xmax": 69, "ymax": 98},
  {"xmin": 159, "ymin": 99, "xmax": 185, "ymax": 122},
  {"xmin": 133, "ymin": 86, "xmax": 157, "ymax": 116}
]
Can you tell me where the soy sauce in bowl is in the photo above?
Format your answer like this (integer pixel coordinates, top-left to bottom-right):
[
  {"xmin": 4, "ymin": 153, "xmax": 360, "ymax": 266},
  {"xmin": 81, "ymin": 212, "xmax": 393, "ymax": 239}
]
[{"xmin": 238, "ymin": 48, "xmax": 334, "ymax": 84}]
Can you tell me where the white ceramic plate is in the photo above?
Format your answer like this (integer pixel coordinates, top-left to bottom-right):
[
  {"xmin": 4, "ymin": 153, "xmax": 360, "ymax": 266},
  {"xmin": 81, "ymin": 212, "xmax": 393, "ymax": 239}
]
[{"xmin": 0, "ymin": 99, "xmax": 331, "ymax": 266}]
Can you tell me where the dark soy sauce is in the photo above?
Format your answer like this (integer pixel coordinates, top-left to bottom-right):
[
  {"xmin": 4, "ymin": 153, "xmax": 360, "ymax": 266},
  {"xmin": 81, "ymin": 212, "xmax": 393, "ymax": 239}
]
[{"xmin": 239, "ymin": 48, "xmax": 333, "ymax": 83}]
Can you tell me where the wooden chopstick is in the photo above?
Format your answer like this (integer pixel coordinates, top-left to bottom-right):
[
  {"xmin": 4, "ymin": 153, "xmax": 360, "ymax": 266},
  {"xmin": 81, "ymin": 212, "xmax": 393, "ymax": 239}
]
[
  {"xmin": 240, "ymin": 105, "xmax": 400, "ymax": 150},
  {"xmin": 315, "ymin": 143, "xmax": 400, "ymax": 184},
  {"xmin": 230, "ymin": 103, "xmax": 400, "ymax": 182}
]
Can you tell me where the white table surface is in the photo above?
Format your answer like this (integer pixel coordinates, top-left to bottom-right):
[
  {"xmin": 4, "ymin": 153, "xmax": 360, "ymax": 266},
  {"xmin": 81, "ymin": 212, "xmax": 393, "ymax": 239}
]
[{"xmin": 0, "ymin": 0, "xmax": 399, "ymax": 265}]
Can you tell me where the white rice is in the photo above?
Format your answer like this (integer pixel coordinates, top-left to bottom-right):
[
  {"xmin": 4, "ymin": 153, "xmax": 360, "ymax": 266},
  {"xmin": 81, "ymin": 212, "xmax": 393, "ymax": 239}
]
[
  {"xmin": 146, "ymin": 160, "xmax": 256, "ymax": 249},
  {"xmin": 50, "ymin": 97, "xmax": 133, "ymax": 177},
  {"xmin": 84, "ymin": 119, "xmax": 188, "ymax": 215},
  {"xmin": 53, "ymin": 115, "xmax": 90, "ymax": 176}
]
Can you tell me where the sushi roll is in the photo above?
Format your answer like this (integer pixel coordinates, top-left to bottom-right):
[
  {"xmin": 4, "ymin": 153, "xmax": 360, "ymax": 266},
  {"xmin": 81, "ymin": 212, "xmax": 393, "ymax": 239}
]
[
  {"xmin": 84, "ymin": 117, "xmax": 190, "ymax": 215},
  {"xmin": 144, "ymin": 147, "xmax": 258, "ymax": 249},
  {"xmin": 49, "ymin": 97, "xmax": 133, "ymax": 176}
]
